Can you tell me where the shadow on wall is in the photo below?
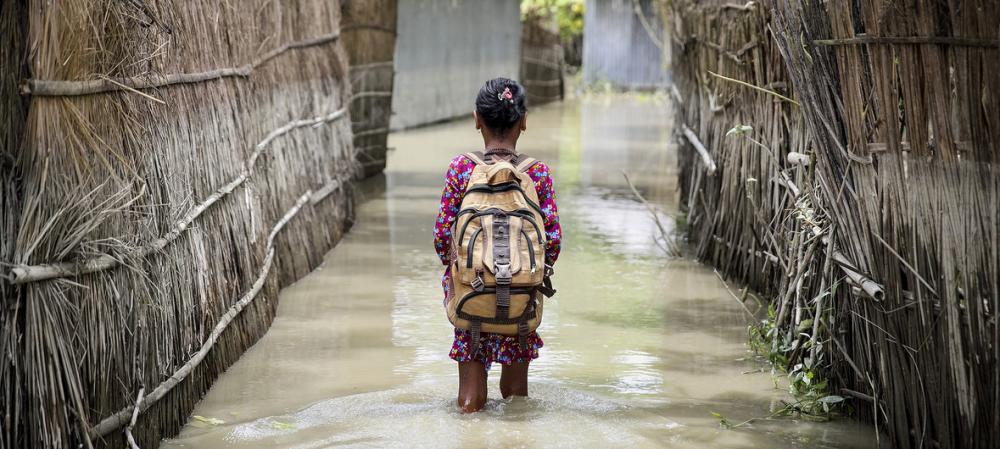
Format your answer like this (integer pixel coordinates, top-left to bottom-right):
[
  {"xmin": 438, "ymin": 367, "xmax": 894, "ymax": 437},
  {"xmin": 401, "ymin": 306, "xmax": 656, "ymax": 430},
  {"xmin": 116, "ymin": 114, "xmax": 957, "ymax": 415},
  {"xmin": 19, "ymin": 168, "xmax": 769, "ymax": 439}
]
[{"xmin": 391, "ymin": 0, "xmax": 522, "ymax": 130}]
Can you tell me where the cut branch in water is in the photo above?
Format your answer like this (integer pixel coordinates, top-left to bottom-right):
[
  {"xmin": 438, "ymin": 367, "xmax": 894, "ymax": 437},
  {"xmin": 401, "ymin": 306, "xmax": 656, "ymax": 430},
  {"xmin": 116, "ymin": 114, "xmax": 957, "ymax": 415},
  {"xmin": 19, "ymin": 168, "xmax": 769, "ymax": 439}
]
[{"xmin": 622, "ymin": 170, "xmax": 682, "ymax": 257}]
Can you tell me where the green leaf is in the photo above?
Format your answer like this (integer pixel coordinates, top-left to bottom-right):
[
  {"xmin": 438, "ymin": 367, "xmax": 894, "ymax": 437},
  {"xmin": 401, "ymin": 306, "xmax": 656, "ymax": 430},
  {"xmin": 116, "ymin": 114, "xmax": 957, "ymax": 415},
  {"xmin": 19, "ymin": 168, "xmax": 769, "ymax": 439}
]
[
  {"xmin": 271, "ymin": 421, "xmax": 296, "ymax": 430},
  {"xmin": 192, "ymin": 415, "xmax": 225, "ymax": 426},
  {"xmin": 818, "ymin": 395, "xmax": 845, "ymax": 404},
  {"xmin": 726, "ymin": 124, "xmax": 754, "ymax": 136},
  {"xmin": 797, "ymin": 319, "xmax": 813, "ymax": 331}
]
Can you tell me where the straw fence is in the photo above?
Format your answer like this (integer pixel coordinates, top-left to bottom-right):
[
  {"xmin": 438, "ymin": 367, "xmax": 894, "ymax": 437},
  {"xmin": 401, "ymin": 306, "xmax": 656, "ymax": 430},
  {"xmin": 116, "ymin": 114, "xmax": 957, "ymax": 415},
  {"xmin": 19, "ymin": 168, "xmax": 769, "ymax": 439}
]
[
  {"xmin": 1, "ymin": 1, "xmax": 358, "ymax": 448},
  {"xmin": 342, "ymin": 0, "xmax": 397, "ymax": 178},
  {"xmin": 671, "ymin": 1, "xmax": 998, "ymax": 448},
  {"xmin": 521, "ymin": 12, "xmax": 565, "ymax": 106}
]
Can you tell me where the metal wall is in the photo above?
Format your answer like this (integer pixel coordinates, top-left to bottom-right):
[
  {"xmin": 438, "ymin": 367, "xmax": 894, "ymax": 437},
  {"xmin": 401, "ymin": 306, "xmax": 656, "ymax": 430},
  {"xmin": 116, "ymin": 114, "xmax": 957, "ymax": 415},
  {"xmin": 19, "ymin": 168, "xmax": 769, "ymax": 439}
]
[
  {"xmin": 391, "ymin": 0, "xmax": 522, "ymax": 130},
  {"xmin": 583, "ymin": 0, "xmax": 668, "ymax": 89}
]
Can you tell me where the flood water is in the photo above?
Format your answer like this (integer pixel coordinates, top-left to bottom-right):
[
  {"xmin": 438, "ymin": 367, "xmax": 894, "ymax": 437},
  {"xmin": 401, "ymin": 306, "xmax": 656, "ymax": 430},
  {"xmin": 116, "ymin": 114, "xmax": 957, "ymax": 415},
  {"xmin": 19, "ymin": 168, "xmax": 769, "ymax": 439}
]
[{"xmin": 162, "ymin": 96, "xmax": 875, "ymax": 448}]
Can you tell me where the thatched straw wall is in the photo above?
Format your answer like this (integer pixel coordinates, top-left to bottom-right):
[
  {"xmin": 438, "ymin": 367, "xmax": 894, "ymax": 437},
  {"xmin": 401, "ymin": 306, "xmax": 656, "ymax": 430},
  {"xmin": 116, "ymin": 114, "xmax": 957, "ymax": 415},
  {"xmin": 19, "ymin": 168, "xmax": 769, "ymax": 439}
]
[
  {"xmin": 673, "ymin": 1, "xmax": 998, "ymax": 448},
  {"xmin": 671, "ymin": 1, "xmax": 806, "ymax": 297},
  {"xmin": 342, "ymin": 0, "xmax": 397, "ymax": 178},
  {"xmin": 521, "ymin": 13, "xmax": 564, "ymax": 105},
  {"xmin": 1, "ymin": 1, "xmax": 357, "ymax": 448}
]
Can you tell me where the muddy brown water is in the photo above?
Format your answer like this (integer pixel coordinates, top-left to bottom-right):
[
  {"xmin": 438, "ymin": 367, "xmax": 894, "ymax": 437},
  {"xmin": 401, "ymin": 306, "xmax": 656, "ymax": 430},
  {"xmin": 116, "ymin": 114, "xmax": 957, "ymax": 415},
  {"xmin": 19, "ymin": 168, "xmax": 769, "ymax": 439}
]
[{"xmin": 162, "ymin": 96, "xmax": 875, "ymax": 448}]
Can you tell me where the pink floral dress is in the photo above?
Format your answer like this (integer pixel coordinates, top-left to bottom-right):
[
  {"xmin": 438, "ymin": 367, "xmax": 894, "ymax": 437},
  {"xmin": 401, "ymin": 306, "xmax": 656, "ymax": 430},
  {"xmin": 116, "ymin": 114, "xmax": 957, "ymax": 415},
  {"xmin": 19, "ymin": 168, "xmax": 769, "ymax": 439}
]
[{"xmin": 434, "ymin": 153, "xmax": 562, "ymax": 370}]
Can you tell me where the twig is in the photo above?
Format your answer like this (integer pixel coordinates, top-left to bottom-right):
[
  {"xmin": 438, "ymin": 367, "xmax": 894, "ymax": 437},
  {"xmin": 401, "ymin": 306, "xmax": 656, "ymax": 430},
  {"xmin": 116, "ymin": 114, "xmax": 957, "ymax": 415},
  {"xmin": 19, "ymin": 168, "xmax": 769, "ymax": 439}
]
[
  {"xmin": 350, "ymin": 91, "xmax": 393, "ymax": 101},
  {"xmin": 341, "ymin": 23, "xmax": 397, "ymax": 35},
  {"xmin": 707, "ymin": 70, "xmax": 800, "ymax": 106},
  {"xmin": 771, "ymin": 170, "xmax": 885, "ymax": 301},
  {"xmin": 124, "ymin": 387, "xmax": 145, "ymax": 449},
  {"xmin": 23, "ymin": 32, "xmax": 340, "ymax": 96},
  {"xmin": 840, "ymin": 388, "xmax": 875, "ymax": 403},
  {"xmin": 632, "ymin": 0, "xmax": 664, "ymax": 49},
  {"xmin": 810, "ymin": 225, "xmax": 837, "ymax": 362},
  {"xmin": 622, "ymin": 171, "xmax": 682, "ymax": 257},
  {"xmin": 872, "ymin": 233, "xmax": 937, "ymax": 296},
  {"xmin": 10, "ymin": 105, "xmax": 349, "ymax": 284},
  {"xmin": 813, "ymin": 35, "xmax": 1000, "ymax": 48},
  {"xmin": 715, "ymin": 269, "xmax": 755, "ymax": 318},
  {"xmin": 90, "ymin": 190, "xmax": 319, "ymax": 438},
  {"xmin": 832, "ymin": 337, "xmax": 865, "ymax": 380},
  {"xmin": 680, "ymin": 124, "xmax": 718, "ymax": 174},
  {"xmin": 98, "ymin": 76, "xmax": 165, "ymax": 105}
]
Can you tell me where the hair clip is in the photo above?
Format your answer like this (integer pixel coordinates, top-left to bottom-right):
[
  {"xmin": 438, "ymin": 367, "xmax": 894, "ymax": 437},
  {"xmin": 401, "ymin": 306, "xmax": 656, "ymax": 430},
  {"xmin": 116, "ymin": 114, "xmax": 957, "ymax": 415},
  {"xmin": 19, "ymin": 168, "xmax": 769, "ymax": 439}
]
[{"xmin": 498, "ymin": 87, "xmax": 513, "ymax": 102}]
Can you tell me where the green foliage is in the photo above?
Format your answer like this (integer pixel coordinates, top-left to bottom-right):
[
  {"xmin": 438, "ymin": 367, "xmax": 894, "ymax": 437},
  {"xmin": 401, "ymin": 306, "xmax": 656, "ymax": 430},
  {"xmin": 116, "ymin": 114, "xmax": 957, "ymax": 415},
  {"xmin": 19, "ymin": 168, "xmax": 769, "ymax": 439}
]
[
  {"xmin": 728, "ymin": 286, "xmax": 847, "ymax": 429},
  {"xmin": 521, "ymin": 0, "xmax": 585, "ymax": 40},
  {"xmin": 713, "ymin": 283, "xmax": 847, "ymax": 429}
]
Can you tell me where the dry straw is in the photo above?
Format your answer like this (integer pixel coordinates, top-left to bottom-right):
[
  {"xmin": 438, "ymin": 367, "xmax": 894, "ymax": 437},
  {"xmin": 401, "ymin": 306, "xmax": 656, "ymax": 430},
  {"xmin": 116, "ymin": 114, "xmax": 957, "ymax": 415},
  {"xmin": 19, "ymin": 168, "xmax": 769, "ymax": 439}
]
[
  {"xmin": 671, "ymin": 1, "xmax": 998, "ymax": 448},
  {"xmin": 520, "ymin": 10, "xmax": 565, "ymax": 105},
  {"xmin": 2, "ymin": 1, "xmax": 359, "ymax": 448},
  {"xmin": 341, "ymin": 0, "xmax": 398, "ymax": 178}
]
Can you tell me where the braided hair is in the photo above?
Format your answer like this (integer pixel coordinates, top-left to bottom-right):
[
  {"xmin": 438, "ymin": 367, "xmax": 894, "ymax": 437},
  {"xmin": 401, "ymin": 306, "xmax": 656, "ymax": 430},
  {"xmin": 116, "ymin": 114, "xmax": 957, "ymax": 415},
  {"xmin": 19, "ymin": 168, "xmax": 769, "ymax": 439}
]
[{"xmin": 475, "ymin": 77, "xmax": 528, "ymax": 136}]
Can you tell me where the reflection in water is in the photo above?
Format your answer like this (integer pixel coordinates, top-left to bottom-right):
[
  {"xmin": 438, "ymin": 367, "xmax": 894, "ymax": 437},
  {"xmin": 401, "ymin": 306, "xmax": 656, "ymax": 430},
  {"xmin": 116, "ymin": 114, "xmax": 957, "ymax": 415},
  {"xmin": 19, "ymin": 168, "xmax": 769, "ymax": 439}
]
[{"xmin": 162, "ymin": 97, "xmax": 873, "ymax": 448}]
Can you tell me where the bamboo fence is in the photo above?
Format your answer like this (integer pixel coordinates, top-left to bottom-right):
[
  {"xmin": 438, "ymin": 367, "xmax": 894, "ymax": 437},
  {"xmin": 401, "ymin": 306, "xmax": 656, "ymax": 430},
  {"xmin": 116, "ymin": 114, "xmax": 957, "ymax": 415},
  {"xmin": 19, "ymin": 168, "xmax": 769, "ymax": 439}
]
[
  {"xmin": 1, "ymin": 1, "xmax": 358, "ymax": 448},
  {"xmin": 341, "ymin": 0, "xmax": 397, "ymax": 179},
  {"xmin": 672, "ymin": 1, "xmax": 998, "ymax": 448},
  {"xmin": 521, "ymin": 12, "xmax": 565, "ymax": 106}
]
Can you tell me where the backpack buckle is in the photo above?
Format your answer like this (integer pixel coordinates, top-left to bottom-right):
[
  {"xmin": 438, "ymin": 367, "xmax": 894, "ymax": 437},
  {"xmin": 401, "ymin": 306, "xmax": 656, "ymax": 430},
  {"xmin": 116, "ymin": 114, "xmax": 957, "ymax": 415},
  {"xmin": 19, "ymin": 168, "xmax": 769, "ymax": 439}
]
[
  {"xmin": 494, "ymin": 262, "xmax": 512, "ymax": 285},
  {"xmin": 471, "ymin": 268, "xmax": 485, "ymax": 291}
]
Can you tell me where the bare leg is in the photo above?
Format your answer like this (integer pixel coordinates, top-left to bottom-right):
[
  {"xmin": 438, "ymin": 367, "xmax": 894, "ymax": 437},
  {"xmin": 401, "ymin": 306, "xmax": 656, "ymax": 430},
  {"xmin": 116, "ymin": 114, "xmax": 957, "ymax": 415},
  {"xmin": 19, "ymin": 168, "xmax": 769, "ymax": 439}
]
[
  {"xmin": 500, "ymin": 361, "xmax": 529, "ymax": 398},
  {"xmin": 457, "ymin": 361, "xmax": 487, "ymax": 413}
]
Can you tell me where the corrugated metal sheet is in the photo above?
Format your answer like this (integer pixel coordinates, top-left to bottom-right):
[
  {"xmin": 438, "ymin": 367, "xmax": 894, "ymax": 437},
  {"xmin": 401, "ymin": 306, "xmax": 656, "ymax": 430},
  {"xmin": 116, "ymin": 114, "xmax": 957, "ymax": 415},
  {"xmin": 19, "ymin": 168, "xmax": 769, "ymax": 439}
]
[
  {"xmin": 391, "ymin": 0, "xmax": 522, "ymax": 130},
  {"xmin": 583, "ymin": 0, "xmax": 668, "ymax": 89}
]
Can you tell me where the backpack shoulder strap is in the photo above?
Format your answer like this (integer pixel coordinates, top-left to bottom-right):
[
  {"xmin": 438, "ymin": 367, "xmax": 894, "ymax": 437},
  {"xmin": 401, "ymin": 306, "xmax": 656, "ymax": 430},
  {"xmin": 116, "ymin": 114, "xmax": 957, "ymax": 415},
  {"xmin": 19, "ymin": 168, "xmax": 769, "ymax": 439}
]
[
  {"xmin": 514, "ymin": 154, "xmax": 539, "ymax": 173},
  {"xmin": 464, "ymin": 151, "xmax": 486, "ymax": 165}
]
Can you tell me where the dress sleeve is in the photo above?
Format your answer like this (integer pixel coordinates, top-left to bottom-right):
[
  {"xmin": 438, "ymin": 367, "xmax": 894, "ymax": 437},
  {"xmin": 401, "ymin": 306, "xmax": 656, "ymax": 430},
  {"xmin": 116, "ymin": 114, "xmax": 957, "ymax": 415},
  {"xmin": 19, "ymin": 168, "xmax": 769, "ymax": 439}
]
[
  {"xmin": 434, "ymin": 155, "xmax": 474, "ymax": 265},
  {"xmin": 526, "ymin": 162, "xmax": 562, "ymax": 264}
]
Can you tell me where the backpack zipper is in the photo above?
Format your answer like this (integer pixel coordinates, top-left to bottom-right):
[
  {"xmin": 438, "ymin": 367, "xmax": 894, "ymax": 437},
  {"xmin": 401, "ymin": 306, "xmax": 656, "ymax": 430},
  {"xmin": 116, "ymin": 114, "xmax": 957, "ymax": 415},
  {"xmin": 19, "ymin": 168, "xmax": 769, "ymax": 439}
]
[
  {"xmin": 466, "ymin": 227, "xmax": 483, "ymax": 268},
  {"xmin": 465, "ymin": 183, "xmax": 544, "ymax": 217},
  {"xmin": 521, "ymin": 229, "xmax": 536, "ymax": 273},
  {"xmin": 457, "ymin": 207, "xmax": 536, "ymax": 244}
]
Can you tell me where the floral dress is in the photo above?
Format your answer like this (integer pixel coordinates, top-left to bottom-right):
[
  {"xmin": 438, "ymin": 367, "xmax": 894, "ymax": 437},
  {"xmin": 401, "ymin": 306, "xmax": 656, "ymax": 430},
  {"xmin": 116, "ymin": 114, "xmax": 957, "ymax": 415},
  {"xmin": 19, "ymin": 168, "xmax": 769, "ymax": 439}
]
[{"xmin": 434, "ymin": 153, "xmax": 562, "ymax": 370}]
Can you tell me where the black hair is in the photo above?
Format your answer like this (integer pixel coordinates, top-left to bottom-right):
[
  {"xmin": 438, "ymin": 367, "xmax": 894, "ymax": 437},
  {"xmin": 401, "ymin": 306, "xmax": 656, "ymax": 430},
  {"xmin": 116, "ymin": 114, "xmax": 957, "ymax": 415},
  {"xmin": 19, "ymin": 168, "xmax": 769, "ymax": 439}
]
[{"xmin": 475, "ymin": 77, "xmax": 528, "ymax": 136}]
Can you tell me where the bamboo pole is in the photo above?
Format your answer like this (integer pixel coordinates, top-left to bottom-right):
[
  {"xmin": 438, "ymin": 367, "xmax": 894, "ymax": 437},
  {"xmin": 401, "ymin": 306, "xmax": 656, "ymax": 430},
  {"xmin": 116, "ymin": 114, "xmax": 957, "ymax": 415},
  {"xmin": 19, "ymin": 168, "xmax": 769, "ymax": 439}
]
[
  {"xmin": 680, "ymin": 124, "xmax": 718, "ymax": 174},
  {"xmin": 777, "ymin": 171, "xmax": 885, "ymax": 301},
  {"xmin": 825, "ymin": 236, "xmax": 885, "ymax": 301}
]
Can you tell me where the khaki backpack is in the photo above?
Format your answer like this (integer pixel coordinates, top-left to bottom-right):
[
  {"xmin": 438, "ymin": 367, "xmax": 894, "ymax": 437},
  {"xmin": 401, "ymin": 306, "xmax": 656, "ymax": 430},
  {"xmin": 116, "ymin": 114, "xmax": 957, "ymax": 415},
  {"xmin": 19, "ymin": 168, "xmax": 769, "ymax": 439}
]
[{"xmin": 446, "ymin": 151, "xmax": 556, "ymax": 354}]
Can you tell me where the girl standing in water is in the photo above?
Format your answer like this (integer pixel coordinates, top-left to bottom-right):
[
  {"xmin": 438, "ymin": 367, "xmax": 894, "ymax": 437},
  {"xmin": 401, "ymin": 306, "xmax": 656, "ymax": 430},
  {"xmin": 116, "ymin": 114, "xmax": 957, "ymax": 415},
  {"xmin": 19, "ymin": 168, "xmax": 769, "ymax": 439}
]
[{"xmin": 433, "ymin": 78, "xmax": 562, "ymax": 413}]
